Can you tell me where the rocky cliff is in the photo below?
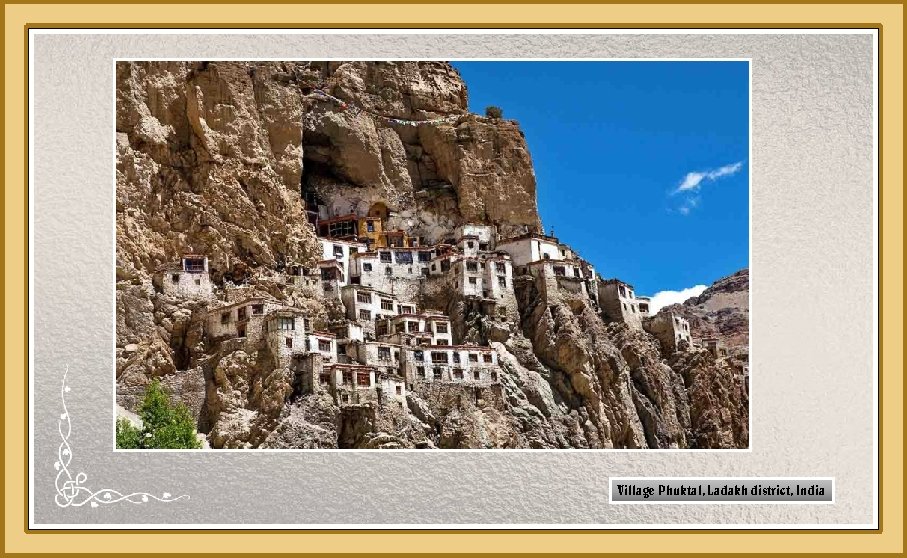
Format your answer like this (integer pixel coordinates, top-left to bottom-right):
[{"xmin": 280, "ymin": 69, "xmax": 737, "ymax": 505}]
[
  {"xmin": 662, "ymin": 269, "xmax": 750, "ymax": 356},
  {"xmin": 116, "ymin": 61, "xmax": 748, "ymax": 449}
]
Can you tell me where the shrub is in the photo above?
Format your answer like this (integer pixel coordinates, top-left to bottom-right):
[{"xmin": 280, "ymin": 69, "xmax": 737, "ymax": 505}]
[
  {"xmin": 116, "ymin": 379, "xmax": 202, "ymax": 449},
  {"xmin": 485, "ymin": 105, "xmax": 503, "ymax": 119}
]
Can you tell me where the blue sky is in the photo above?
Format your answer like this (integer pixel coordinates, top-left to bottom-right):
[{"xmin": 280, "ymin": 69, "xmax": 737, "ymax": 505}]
[{"xmin": 452, "ymin": 61, "xmax": 749, "ymax": 305}]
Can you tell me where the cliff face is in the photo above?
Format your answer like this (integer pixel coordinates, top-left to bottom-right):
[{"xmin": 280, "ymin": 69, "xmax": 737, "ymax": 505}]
[
  {"xmin": 662, "ymin": 269, "xmax": 750, "ymax": 355},
  {"xmin": 116, "ymin": 61, "xmax": 748, "ymax": 449}
]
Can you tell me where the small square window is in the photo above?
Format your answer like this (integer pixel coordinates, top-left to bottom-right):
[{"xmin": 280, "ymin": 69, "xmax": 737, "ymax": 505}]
[
  {"xmin": 363, "ymin": 263, "xmax": 373, "ymax": 272},
  {"xmin": 380, "ymin": 252, "xmax": 392, "ymax": 263},
  {"xmin": 285, "ymin": 337, "xmax": 293, "ymax": 349},
  {"xmin": 417, "ymin": 366, "xmax": 426, "ymax": 379},
  {"xmin": 170, "ymin": 273, "xmax": 180, "ymax": 283},
  {"xmin": 433, "ymin": 368, "xmax": 443, "ymax": 380},
  {"xmin": 468, "ymin": 277, "xmax": 477, "ymax": 285},
  {"xmin": 221, "ymin": 312, "xmax": 230, "ymax": 324}
]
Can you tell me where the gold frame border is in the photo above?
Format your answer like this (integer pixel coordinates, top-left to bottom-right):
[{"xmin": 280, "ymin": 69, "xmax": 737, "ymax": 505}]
[{"xmin": 3, "ymin": 3, "xmax": 903, "ymax": 555}]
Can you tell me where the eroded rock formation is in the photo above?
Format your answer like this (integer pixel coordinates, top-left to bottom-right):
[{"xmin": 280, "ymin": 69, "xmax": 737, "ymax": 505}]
[{"xmin": 116, "ymin": 61, "xmax": 748, "ymax": 449}]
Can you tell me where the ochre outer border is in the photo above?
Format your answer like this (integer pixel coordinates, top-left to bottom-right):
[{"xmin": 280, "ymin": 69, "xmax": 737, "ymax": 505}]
[{"xmin": 3, "ymin": 2, "xmax": 903, "ymax": 555}]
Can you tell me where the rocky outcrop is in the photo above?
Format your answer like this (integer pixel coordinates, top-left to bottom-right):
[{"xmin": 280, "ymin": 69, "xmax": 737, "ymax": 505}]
[
  {"xmin": 116, "ymin": 61, "xmax": 748, "ymax": 449},
  {"xmin": 662, "ymin": 269, "xmax": 749, "ymax": 354}
]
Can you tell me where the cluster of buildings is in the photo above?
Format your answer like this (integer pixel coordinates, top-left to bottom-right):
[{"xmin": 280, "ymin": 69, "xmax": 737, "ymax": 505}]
[{"xmin": 155, "ymin": 202, "xmax": 715, "ymax": 410}]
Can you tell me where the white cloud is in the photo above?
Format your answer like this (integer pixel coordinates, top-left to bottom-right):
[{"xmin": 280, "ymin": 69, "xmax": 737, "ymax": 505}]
[
  {"xmin": 647, "ymin": 284, "xmax": 708, "ymax": 313},
  {"xmin": 674, "ymin": 161, "xmax": 744, "ymax": 194},
  {"xmin": 670, "ymin": 161, "xmax": 744, "ymax": 216}
]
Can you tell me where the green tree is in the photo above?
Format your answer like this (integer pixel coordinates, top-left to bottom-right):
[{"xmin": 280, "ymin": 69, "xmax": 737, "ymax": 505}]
[
  {"xmin": 485, "ymin": 105, "xmax": 503, "ymax": 119},
  {"xmin": 115, "ymin": 418, "xmax": 142, "ymax": 449},
  {"xmin": 116, "ymin": 379, "xmax": 202, "ymax": 449}
]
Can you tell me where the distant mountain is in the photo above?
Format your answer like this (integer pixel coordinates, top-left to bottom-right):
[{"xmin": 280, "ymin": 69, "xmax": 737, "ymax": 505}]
[{"xmin": 661, "ymin": 269, "xmax": 749, "ymax": 355}]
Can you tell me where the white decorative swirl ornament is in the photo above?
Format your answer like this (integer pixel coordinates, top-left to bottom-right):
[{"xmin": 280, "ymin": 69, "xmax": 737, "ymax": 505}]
[{"xmin": 54, "ymin": 367, "xmax": 189, "ymax": 508}]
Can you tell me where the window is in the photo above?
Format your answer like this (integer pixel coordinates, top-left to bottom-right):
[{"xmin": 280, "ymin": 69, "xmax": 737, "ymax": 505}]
[
  {"xmin": 395, "ymin": 386, "xmax": 402, "ymax": 395},
  {"xmin": 473, "ymin": 370, "xmax": 481, "ymax": 380},
  {"xmin": 319, "ymin": 373, "xmax": 330, "ymax": 385},
  {"xmin": 431, "ymin": 351, "xmax": 449, "ymax": 363},
  {"xmin": 553, "ymin": 266, "xmax": 566, "ymax": 277},
  {"xmin": 338, "ymin": 344, "xmax": 346, "ymax": 355},
  {"xmin": 363, "ymin": 263, "xmax": 372, "ymax": 272},
  {"xmin": 194, "ymin": 278, "xmax": 201, "ymax": 285},
  {"xmin": 435, "ymin": 339, "xmax": 449, "ymax": 346},
  {"xmin": 407, "ymin": 321, "xmax": 419, "ymax": 333},
  {"xmin": 366, "ymin": 220, "xmax": 375, "ymax": 232},
  {"xmin": 413, "ymin": 350, "xmax": 424, "ymax": 362},
  {"xmin": 468, "ymin": 277, "xmax": 477, "ymax": 285},
  {"xmin": 498, "ymin": 277, "xmax": 507, "ymax": 288},
  {"xmin": 433, "ymin": 367, "xmax": 443, "ymax": 380},
  {"xmin": 342, "ymin": 371, "xmax": 353, "ymax": 385},
  {"xmin": 400, "ymin": 305, "xmax": 414, "ymax": 314},
  {"xmin": 285, "ymin": 337, "xmax": 293, "ymax": 349},
  {"xmin": 479, "ymin": 243, "xmax": 489, "ymax": 251},
  {"xmin": 359, "ymin": 309, "xmax": 371, "ymax": 321},
  {"xmin": 495, "ymin": 262, "xmax": 506, "ymax": 274},
  {"xmin": 379, "ymin": 252, "xmax": 392, "ymax": 263},
  {"xmin": 574, "ymin": 268, "xmax": 581, "ymax": 278},
  {"xmin": 357, "ymin": 372, "xmax": 370, "ymax": 387},
  {"xmin": 492, "ymin": 371, "xmax": 499, "ymax": 381},
  {"xmin": 237, "ymin": 324, "xmax": 246, "ymax": 338},
  {"xmin": 418, "ymin": 251, "xmax": 431, "ymax": 262},
  {"xmin": 184, "ymin": 258, "xmax": 205, "ymax": 272},
  {"xmin": 303, "ymin": 318, "xmax": 311, "ymax": 331},
  {"xmin": 483, "ymin": 353, "xmax": 493, "ymax": 363},
  {"xmin": 436, "ymin": 323, "xmax": 448, "ymax": 334},
  {"xmin": 341, "ymin": 394, "xmax": 350, "ymax": 404},
  {"xmin": 421, "ymin": 268, "xmax": 429, "ymax": 277},
  {"xmin": 357, "ymin": 292, "xmax": 372, "ymax": 304},
  {"xmin": 453, "ymin": 368, "xmax": 464, "ymax": 380},
  {"xmin": 441, "ymin": 260, "xmax": 450, "ymax": 272},
  {"xmin": 278, "ymin": 317, "xmax": 295, "ymax": 331},
  {"xmin": 431, "ymin": 263, "xmax": 436, "ymax": 271},
  {"xmin": 237, "ymin": 307, "xmax": 247, "ymax": 321},
  {"xmin": 468, "ymin": 353, "xmax": 479, "ymax": 363},
  {"xmin": 381, "ymin": 299, "xmax": 394, "ymax": 311},
  {"xmin": 543, "ymin": 253, "xmax": 550, "ymax": 260},
  {"xmin": 318, "ymin": 340, "xmax": 331, "ymax": 352},
  {"xmin": 467, "ymin": 241, "xmax": 474, "ymax": 248},
  {"xmin": 320, "ymin": 268, "xmax": 334, "ymax": 280},
  {"xmin": 385, "ymin": 266, "xmax": 393, "ymax": 276},
  {"xmin": 453, "ymin": 352, "xmax": 461, "ymax": 363},
  {"xmin": 375, "ymin": 321, "xmax": 388, "ymax": 336},
  {"xmin": 221, "ymin": 312, "xmax": 230, "ymax": 324},
  {"xmin": 466, "ymin": 261, "xmax": 478, "ymax": 272},
  {"xmin": 378, "ymin": 346, "xmax": 391, "ymax": 361},
  {"xmin": 171, "ymin": 274, "xmax": 180, "ymax": 283},
  {"xmin": 417, "ymin": 366, "xmax": 426, "ymax": 379},
  {"xmin": 395, "ymin": 251, "xmax": 413, "ymax": 264},
  {"xmin": 333, "ymin": 245, "xmax": 344, "ymax": 257},
  {"xmin": 251, "ymin": 304, "xmax": 264, "ymax": 315}
]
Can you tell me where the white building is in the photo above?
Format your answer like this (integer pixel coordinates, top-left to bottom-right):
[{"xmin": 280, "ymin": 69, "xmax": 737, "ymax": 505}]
[
  {"xmin": 496, "ymin": 233, "xmax": 565, "ymax": 267},
  {"xmin": 376, "ymin": 312, "xmax": 453, "ymax": 346},
  {"xmin": 350, "ymin": 248, "xmax": 432, "ymax": 299},
  {"xmin": 598, "ymin": 278, "xmax": 643, "ymax": 330},
  {"xmin": 402, "ymin": 345, "xmax": 501, "ymax": 386},
  {"xmin": 158, "ymin": 255, "xmax": 213, "ymax": 300},
  {"xmin": 455, "ymin": 224, "xmax": 496, "ymax": 251},
  {"xmin": 319, "ymin": 238, "xmax": 366, "ymax": 284},
  {"xmin": 340, "ymin": 285, "xmax": 406, "ymax": 329}
]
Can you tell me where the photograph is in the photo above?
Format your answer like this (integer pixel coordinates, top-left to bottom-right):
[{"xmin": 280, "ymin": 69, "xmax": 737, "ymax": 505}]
[{"xmin": 114, "ymin": 60, "xmax": 750, "ymax": 450}]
